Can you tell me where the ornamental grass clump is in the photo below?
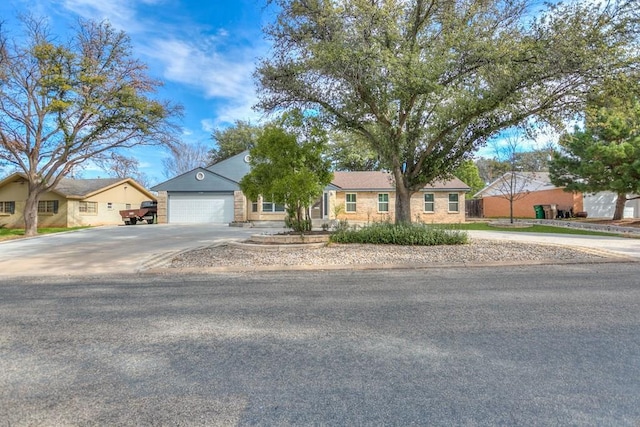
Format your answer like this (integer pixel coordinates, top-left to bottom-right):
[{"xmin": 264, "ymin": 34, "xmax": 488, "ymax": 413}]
[{"xmin": 330, "ymin": 223, "xmax": 468, "ymax": 246}]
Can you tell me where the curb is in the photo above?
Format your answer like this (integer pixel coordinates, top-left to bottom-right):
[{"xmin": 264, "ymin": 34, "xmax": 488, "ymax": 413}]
[
  {"xmin": 145, "ymin": 256, "xmax": 636, "ymax": 275},
  {"xmin": 142, "ymin": 240, "xmax": 638, "ymax": 275}
]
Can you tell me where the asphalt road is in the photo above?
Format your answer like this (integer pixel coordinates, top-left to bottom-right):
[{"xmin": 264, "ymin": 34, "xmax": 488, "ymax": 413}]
[{"xmin": 2, "ymin": 265, "xmax": 640, "ymax": 425}]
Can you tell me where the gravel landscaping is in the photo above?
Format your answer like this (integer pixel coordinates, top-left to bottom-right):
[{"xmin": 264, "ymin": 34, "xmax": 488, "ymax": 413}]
[{"xmin": 170, "ymin": 239, "xmax": 606, "ymax": 269}]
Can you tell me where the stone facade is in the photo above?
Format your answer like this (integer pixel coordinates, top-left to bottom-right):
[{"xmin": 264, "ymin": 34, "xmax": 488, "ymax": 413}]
[{"xmin": 156, "ymin": 191, "xmax": 168, "ymax": 224}]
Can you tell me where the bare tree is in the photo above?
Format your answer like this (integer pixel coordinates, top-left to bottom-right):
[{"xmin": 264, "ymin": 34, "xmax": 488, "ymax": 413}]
[
  {"xmin": 0, "ymin": 17, "xmax": 180, "ymax": 235},
  {"xmin": 489, "ymin": 133, "xmax": 541, "ymax": 223},
  {"xmin": 162, "ymin": 142, "xmax": 211, "ymax": 178},
  {"xmin": 92, "ymin": 152, "xmax": 151, "ymax": 188}
]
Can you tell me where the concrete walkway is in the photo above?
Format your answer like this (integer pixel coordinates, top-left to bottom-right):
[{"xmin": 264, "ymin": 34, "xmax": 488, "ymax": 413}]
[{"xmin": 470, "ymin": 218, "xmax": 640, "ymax": 259}]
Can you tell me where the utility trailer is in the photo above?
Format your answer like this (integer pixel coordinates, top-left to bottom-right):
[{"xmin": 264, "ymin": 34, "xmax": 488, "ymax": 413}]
[{"xmin": 119, "ymin": 201, "xmax": 158, "ymax": 225}]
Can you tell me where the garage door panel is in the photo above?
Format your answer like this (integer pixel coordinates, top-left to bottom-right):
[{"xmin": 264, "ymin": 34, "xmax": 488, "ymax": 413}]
[{"xmin": 168, "ymin": 193, "xmax": 234, "ymax": 223}]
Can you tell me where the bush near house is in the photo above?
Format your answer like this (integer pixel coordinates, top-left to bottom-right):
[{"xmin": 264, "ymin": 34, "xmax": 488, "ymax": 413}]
[{"xmin": 330, "ymin": 223, "xmax": 468, "ymax": 246}]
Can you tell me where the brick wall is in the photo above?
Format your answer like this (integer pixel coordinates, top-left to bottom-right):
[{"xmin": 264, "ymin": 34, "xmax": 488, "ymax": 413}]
[
  {"xmin": 481, "ymin": 188, "xmax": 583, "ymax": 218},
  {"xmin": 335, "ymin": 191, "xmax": 466, "ymax": 224}
]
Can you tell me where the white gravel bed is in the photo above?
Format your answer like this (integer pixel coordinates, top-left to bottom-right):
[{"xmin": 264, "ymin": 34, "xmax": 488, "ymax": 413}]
[{"xmin": 169, "ymin": 239, "xmax": 605, "ymax": 269}]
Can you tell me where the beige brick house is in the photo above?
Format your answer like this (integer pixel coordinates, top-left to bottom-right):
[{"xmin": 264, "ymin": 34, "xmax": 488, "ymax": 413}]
[
  {"xmin": 0, "ymin": 173, "xmax": 155, "ymax": 228},
  {"xmin": 328, "ymin": 171, "xmax": 469, "ymax": 225},
  {"xmin": 152, "ymin": 151, "xmax": 470, "ymax": 225}
]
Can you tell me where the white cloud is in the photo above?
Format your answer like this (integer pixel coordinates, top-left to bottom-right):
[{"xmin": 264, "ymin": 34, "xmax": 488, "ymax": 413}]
[
  {"xmin": 200, "ymin": 119, "xmax": 215, "ymax": 133},
  {"xmin": 59, "ymin": 0, "xmax": 144, "ymax": 32},
  {"xmin": 145, "ymin": 37, "xmax": 260, "ymax": 100}
]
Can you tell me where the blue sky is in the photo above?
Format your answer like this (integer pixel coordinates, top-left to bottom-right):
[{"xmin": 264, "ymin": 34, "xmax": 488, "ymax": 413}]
[
  {"xmin": 0, "ymin": 0, "xmax": 275, "ymax": 185},
  {"xmin": 0, "ymin": 0, "xmax": 581, "ymax": 185}
]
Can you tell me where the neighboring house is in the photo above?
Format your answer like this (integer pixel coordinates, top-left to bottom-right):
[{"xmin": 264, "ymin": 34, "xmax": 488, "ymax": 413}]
[
  {"xmin": 152, "ymin": 151, "xmax": 470, "ymax": 225},
  {"xmin": 474, "ymin": 172, "xmax": 582, "ymax": 218},
  {"xmin": 582, "ymin": 192, "xmax": 640, "ymax": 219},
  {"xmin": 475, "ymin": 171, "xmax": 640, "ymax": 219},
  {"xmin": 0, "ymin": 173, "xmax": 155, "ymax": 228}
]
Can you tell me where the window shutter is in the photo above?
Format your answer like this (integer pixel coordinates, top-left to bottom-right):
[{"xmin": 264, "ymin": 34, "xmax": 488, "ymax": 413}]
[{"xmin": 53, "ymin": 200, "xmax": 59, "ymax": 214}]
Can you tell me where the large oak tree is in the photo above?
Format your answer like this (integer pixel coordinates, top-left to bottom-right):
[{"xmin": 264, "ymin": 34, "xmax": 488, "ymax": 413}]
[
  {"xmin": 0, "ymin": 17, "xmax": 180, "ymax": 235},
  {"xmin": 256, "ymin": 0, "xmax": 639, "ymax": 223}
]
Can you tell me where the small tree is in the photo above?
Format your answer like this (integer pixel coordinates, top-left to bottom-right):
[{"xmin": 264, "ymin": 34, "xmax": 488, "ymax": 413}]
[
  {"xmin": 0, "ymin": 17, "xmax": 179, "ymax": 235},
  {"xmin": 239, "ymin": 111, "xmax": 333, "ymax": 233},
  {"xmin": 489, "ymin": 133, "xmax": 541, "ymax": 223}
]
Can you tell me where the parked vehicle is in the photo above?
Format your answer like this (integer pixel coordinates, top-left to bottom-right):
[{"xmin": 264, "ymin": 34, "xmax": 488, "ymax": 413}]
[{"xmin": 119, "ymin": 201, "xmax": 157, "ymax": 225}]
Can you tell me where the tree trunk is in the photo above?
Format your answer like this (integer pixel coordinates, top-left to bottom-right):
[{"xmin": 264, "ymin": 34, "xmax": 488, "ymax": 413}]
[
  {"xmin": 509, "ymin": 198, "xmax": 514, "ymax": 224},
  {"xmin": 394, "ymin": 181, "xmax": 413, "ymax": 224},
  {"xmin": 23, "ymin": 189, "xmax": 40, "ymax": 237},
  {"xmin": 612, "ymin": 193, "xmax": 627, "ymax": 220}
]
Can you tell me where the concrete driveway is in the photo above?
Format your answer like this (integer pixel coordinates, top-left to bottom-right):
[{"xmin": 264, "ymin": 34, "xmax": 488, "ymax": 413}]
[{"xmin": 0, "ymin": 224, "xmax": 259, "ymax": 277}]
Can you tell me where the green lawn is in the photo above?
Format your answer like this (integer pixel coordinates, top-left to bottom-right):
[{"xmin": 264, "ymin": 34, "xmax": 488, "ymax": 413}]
[
  {"xmin": 446, "ymin": 222, "xmax": 621, "ymax": 237},
  {"xmin": 0, "ymin": 227, "xmax": 89, "ymax": 241}
]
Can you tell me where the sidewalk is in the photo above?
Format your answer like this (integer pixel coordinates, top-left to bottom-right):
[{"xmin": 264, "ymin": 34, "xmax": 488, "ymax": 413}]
[{"xmin": 468, "ymin": 229, "xmax": 640, "ymax": 260}]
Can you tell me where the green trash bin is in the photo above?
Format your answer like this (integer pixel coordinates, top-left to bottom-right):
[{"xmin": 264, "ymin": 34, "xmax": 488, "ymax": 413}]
[{"xmin": 534, "ymin": 205, "xmax": 545, "ymax": 219}]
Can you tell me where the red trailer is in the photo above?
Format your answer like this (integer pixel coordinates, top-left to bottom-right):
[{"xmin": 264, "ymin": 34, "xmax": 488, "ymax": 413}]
[{"xmin": 119, "ymin": 201, "xmax": 158, "ymax": 225}]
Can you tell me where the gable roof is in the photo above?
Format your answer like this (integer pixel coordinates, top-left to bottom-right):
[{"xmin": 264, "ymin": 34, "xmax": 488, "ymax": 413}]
[
  {"xmin": 473, "ymin": 171, "xmax": 557, "ymax": 198},
  {"xmin": 330, "ymin": 171, "xmax": 470, "ymax": 192},
  {"xmin": 151, "ymin": 167, "xmax": 240, "ymax": 192},
  {"xmin": 0, "ymin": 172, "xmax": 155, "ymax": 200},
  {"xmin": 206, "ymin": 150, "xmax": 251, "ymax": 183}
]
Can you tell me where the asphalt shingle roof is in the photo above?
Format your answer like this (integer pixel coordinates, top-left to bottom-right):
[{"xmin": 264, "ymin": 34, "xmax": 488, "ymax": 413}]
[
  {"xmin": 54, "ymin": 178, "xmax": 123, "ymax": 197},
  {"xmin": 331, "ymin": 171, "xmax": 470, "ymax": 191}
]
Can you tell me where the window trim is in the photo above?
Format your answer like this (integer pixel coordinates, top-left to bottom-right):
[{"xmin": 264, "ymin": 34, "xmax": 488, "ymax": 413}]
[
  {"xmin": 377, "ymin": 193, "xmax": 389, "ymax": 212},
  {"xmin": 424, "ymin": 193, "xmax": 435, "ymax": 213},
  {"xmin": 345, "ymin": 193, "xmax": 357, "ymax": 213},
  {"xmin": 448, "ymin": 193, "xmax": 460, "ymax": 213},
  {"xmin": 0, "ymin": 201, "xmax": 15, "ymax": 215},
  {"xmin": 79, "ymin": 201, "xmax": 98, "ymax": 215},
  {"xmin": 262, "ymin": 200, "xmax": 286, "ymax": 213},
  {"xmin": 38, "ymin": 200, "xmax": 59, "ymax": 214}
]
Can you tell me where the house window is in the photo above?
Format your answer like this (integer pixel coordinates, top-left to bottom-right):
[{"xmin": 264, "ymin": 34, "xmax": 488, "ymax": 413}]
[
  {"xmin": 262, "ymin": 200, "xmax": 285, "ymax": 213},
  {"xmin": 79, "ymin": 201, "xmax": 98, "ymax": 214},
  {"xmin": 252, "ymin": 202, "xmax": 258, "ymax": 213},
  {"xmin": 126, "ymin": 203, "xmax": 131, "ymax": 209},
  {"xmin": 345, "ymin": 193, "xmax": 357, "ymax": 212},
  {"xmin": 0, "ymin": 201, "xmax": 15, "ymax": 214},
  {"xmin": 38, "ymin": 200, "xmax": 58, "ymax": 214},
  {"xmin": 448, "ymin": 193, "xmax": 459, "ymax": 212},
  {"xmin": 424, "ymin": 193, "xmax": 434, "ymax": 212},
  {"xmin": 378, "ymin": 193, "xmax": 389, "ymax": 212},
  {"xmin": 107, "ymin": 202, "xmax": 113, "ymax": 210}
]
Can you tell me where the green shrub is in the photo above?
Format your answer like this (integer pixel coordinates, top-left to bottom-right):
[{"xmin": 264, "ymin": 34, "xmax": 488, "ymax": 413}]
[
  {"xmin": 284, "ymin": 215, "xmax": 312, "ymax": 233},
  {"xmin": 330, "ymin": 222, "xmax": 468, "ymax": 246}
]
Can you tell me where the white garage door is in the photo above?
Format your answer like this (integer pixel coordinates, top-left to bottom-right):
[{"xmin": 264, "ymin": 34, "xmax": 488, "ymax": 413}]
[{"xmin": 168, "ymin": 193, "xmax": 234, "ymax": 223}]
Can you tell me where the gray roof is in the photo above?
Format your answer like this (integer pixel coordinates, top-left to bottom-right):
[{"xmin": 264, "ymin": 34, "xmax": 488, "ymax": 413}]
[
  {"xmin": 54, "ymin": 177, "xmax": 124, "ymax": 197},
  {"xmin": 206, "ymin": 150, "xmax": 251, "ymax": 183},
  {"xmin": 331, "ymin": 171, "xmax": 471, "ymax": 192},
  {"xmin": 151, "ymin": 168, "xmax": 239, "ymax": 192}
]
